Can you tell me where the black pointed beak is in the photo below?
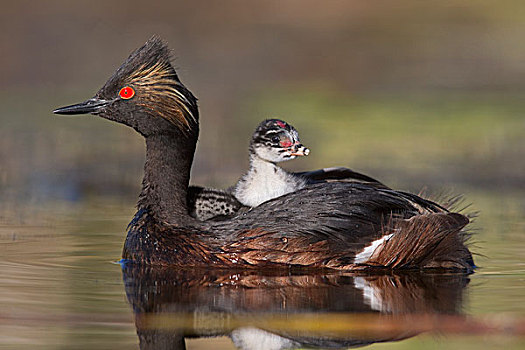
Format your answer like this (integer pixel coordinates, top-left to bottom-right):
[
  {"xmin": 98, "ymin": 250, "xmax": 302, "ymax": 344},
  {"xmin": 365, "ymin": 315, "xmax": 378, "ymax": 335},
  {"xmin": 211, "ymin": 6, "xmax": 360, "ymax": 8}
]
[{"xmin": 53, "ymin": 98, "xmax": 111, "ymax": 115}]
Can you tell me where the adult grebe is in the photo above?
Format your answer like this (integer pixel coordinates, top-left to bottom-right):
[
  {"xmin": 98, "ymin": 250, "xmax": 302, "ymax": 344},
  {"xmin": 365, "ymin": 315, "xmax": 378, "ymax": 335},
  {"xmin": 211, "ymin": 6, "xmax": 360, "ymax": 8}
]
[{"xmin": 54, "ymin": 37, "xmax": 474, "ymax": 271}]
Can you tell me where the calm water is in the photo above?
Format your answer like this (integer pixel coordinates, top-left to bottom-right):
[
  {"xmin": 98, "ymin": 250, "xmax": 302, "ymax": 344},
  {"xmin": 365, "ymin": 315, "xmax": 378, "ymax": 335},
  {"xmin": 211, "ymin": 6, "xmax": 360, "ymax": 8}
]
[{"xmin": 1, "ymin": 190, "xmax": 525, "ymax": 350}]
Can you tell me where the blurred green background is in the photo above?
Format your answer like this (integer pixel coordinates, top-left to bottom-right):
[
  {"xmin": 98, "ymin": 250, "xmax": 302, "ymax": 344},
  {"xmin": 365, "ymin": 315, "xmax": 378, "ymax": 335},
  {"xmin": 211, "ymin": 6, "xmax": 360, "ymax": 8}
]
[
  {"xmin": 1, "ymin": 0, "xmax": 524, "ymax": 203},
  {"xmin": 1, "ymin": 1, "xmax": 525, "ymax": 349}
]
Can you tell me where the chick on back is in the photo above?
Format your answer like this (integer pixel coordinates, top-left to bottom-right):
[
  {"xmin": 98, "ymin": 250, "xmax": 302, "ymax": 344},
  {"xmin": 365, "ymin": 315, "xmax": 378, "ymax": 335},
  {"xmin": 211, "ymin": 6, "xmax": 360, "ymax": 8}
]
[
  {"xmin": 232, "ymin": 119, "xmax": 310, "ymax": 207},
  {"xmin": 187, "ymin": 119, "xmax": 309, "ymax": 220}
]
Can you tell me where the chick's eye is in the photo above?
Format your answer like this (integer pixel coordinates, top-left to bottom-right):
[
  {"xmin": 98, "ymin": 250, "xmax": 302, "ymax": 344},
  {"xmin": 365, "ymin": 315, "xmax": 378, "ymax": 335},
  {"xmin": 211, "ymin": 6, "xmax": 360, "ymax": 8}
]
[
  {"xmin": 271, "ymin": 136, "xmax": 280, "ymax": 143},
  {"xmin": 119, "ymin": 86, "xmax": 135, "ymax": 100},
  {"xmin": 280, "ymin": 139, "xmax": 293, "ymax": 148}
]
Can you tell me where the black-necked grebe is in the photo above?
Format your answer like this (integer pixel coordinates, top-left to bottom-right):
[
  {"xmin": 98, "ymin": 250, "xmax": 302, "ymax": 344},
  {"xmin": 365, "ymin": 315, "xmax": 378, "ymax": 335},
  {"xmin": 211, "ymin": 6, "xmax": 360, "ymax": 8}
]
[{"xmin": 54, "ymin": 37, "xmax": 474, "ymax": 271}]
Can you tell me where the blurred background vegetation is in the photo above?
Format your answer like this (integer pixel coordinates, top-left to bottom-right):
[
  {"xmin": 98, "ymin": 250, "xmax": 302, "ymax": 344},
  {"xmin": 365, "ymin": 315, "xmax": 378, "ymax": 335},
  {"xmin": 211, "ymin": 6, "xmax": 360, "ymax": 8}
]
[{"xmin": 1, "ymin": 0, "xmax": 524, "ymax": 207}]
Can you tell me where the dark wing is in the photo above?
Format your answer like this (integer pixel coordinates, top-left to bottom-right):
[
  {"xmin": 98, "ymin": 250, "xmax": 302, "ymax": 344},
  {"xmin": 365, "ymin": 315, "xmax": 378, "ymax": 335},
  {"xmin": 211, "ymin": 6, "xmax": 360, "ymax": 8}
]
[
  {"xmin": 295, "ymin": 167, "xmax": 446, "ymax": 213},
  {"xmin": 295, "ymin": 167, "xmax": 387, "ymax": 187},
  {"xmin": 394, "ymin": 190, "xmax": 449, "ymax": 214},
  {"xmin": 208, "ymin": 181, "xmax": 470, "ymax": 270},
  {"xmin": 209, "ymin": 182, "xmax": 419, "ymax": 264}
]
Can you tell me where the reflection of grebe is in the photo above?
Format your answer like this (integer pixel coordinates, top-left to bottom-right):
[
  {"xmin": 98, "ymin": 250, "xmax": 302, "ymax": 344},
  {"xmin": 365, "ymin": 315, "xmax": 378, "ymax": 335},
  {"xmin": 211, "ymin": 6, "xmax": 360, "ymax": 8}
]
[
  {"xmin": 231, "ymin": 328, "xmax": 299, "ymax": 350},
  {"xmin": 122, "ymin": 266, "xmax": 470, "ymax": 349},
  {"xmin": 54, "ymin": 37, "xmax": 474, "ymax": 271}
]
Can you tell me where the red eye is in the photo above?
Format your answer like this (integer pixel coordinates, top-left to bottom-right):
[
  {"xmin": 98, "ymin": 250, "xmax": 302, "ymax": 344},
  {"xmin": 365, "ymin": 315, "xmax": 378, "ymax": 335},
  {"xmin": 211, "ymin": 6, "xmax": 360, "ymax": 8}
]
[
  {"xmin": 280, "ymin": 140, "xmax": 293, "ymax": 148},
  {"xmin": 119, "ymin": 86, "xmax": 135, "ymax": 99}
]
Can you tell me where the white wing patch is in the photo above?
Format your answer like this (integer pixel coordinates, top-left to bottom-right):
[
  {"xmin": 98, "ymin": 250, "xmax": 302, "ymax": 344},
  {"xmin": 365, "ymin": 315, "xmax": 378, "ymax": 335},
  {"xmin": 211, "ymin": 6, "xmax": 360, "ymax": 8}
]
[{"xmin": 354, "ymin": 233, "xmax": 393, "ymax": 264}]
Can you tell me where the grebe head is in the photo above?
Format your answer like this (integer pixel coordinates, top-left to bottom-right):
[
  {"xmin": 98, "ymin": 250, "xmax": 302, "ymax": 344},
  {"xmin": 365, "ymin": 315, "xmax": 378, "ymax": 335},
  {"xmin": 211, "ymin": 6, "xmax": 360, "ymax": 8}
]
[
  {"xmin": 53, "ymin": 36, "xmax": 198, "ymax": 137},
  {"xmin": 250, "ymin": 119, "xmax": 310, "ymax": 163}
]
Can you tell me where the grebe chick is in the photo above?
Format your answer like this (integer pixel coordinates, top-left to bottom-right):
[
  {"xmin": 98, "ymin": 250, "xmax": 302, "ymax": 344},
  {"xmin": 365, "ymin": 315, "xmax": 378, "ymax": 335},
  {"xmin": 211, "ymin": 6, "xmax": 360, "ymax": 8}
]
[{"xmin": 233, "ymin": 119, "xmax": 310, "ymax": 207}]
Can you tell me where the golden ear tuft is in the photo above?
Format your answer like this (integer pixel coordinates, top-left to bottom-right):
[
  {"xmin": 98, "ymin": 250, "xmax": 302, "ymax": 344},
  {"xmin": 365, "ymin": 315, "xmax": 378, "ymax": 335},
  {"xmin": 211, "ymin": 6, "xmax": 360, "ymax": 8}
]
[{"xmin": 126, "ymin": 60, "xmax": 198, "ymax": 130}]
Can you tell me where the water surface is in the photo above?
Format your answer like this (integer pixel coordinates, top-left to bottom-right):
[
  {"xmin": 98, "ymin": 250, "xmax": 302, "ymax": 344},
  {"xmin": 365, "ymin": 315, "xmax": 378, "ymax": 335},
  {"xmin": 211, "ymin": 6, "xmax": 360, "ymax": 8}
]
[{"xmin": 1, "ymin": 191, "xmax": 524, "ymax": 349}]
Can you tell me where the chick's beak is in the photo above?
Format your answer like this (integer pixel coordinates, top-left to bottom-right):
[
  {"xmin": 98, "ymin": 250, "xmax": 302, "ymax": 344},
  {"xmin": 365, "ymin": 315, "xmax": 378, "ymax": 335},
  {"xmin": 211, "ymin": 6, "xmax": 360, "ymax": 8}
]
[
  {"xmin": 290, "ymin": 143, "xmax": 310, "ymax": 156},
  {"xmin": 53, "ymin": 97, "xmax": 111, "ymax": 115}
]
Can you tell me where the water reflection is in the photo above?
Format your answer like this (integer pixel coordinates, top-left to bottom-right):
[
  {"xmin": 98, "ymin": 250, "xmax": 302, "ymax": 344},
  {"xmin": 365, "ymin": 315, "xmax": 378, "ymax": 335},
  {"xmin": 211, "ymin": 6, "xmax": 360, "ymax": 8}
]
[{"xmin": 122, "ymin": 264, "xmax": 470, "ymax": 349}]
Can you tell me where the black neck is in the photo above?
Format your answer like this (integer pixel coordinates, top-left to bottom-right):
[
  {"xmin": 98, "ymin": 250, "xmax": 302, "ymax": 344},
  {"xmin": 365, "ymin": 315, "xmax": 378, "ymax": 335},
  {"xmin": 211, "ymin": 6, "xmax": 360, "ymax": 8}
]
[{"xmin": 138, "ymin": 129, "xmax": 197, "ymax": 226}]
